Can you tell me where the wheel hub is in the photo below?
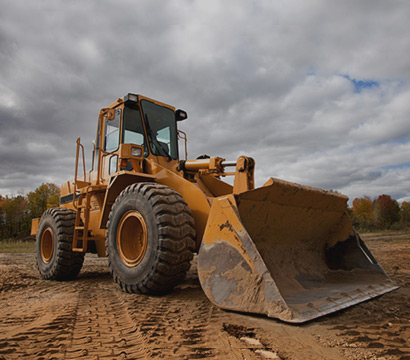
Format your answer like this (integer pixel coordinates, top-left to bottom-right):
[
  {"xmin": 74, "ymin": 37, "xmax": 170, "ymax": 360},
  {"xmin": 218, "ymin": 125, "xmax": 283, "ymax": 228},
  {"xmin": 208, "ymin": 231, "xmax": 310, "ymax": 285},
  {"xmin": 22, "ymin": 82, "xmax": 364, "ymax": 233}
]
[
  {"xmin": 40, "ymin": 227, "xmax": 54, "ymax": 263},
  {"xmin": 117, "ymin": 211, "xmax": 148, "ymax": 267}
]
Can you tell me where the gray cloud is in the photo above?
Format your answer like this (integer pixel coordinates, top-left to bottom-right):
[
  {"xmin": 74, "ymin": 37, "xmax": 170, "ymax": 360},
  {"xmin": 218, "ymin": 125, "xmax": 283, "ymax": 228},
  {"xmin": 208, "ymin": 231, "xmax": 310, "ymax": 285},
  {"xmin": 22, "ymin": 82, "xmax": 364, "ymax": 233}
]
[{"xmin": 1, "ymin": 0, "xmax": 409, "ymax": 205}]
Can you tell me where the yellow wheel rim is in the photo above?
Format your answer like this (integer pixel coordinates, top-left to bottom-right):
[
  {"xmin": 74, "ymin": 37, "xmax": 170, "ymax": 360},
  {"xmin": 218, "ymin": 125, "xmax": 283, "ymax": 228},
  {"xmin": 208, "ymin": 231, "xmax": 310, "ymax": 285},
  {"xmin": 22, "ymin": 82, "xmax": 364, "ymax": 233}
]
[
  {"xmin": 40, "ymin": 227, "xmax": 54, "ymax": 263},
  {"xmin": 117, "ymin": 211, "xmax": 148, "ymax": 267}
]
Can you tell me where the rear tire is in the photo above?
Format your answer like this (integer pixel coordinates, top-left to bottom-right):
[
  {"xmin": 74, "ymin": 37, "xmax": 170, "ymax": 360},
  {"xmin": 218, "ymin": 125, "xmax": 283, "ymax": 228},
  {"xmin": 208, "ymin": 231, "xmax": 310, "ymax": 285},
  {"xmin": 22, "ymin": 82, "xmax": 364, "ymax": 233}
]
[
  {"xmin": 36, "ymin": 208, "xmax": 85, "ymax": 280},
  {"xmin": 106, "ymin": 182, "xmax": 196, "ymax": 294}
]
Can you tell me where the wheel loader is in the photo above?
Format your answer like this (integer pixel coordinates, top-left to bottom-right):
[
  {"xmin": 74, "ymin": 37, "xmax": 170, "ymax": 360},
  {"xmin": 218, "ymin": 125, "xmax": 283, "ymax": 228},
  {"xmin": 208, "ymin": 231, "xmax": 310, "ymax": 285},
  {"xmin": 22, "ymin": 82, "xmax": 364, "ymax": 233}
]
[{"xmin": 31, "ymin": 93, "xmax": 397, "ymax": 323}]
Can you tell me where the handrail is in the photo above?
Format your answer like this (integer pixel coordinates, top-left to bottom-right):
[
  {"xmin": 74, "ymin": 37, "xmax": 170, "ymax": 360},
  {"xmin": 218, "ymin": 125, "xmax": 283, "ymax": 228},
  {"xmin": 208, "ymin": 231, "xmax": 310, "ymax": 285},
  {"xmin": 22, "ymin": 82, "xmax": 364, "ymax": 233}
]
[
  {"xmin": 96, "ymin": 110, "xmax": 107, "ymax": 185},
  {"xmin": 177, "ymin": 130, "xmax": 188, "ymax": 161},
  {"xmin": 73, "ymin": 137, "xmax": 87, "ymax": 208}
]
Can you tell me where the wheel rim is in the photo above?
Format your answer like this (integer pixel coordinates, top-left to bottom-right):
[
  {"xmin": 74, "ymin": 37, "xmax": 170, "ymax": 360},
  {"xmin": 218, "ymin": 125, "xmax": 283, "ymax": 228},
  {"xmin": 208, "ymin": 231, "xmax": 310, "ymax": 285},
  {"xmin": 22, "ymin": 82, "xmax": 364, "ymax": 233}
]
[
  {"xmin": 40, "ymin": 227, "xmax": 54, "ymax": 263},
  {"xmin": 117, "ymin": 211, "xmax": 148, "ymax": 267}
]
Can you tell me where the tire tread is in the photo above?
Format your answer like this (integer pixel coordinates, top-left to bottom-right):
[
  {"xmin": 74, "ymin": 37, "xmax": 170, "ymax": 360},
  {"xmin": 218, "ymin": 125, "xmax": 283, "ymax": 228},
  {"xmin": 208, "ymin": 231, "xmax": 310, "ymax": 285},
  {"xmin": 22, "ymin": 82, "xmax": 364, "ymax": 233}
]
[
  {"xmin": 36, "ymin": 207, "xmax": 84, "ymax": 280},
  {"xmin": 106, "ymin": 183, "xmax": 196, "ymax": 294}
]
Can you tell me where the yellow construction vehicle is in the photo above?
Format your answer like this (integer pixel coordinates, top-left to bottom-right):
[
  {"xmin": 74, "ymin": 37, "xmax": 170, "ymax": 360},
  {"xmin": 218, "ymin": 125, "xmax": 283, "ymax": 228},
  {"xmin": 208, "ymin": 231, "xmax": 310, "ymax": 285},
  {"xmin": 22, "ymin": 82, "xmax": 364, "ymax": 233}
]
[{"xmin": 31, "ymin": 93, "xmax": 397, "ymax": 323}]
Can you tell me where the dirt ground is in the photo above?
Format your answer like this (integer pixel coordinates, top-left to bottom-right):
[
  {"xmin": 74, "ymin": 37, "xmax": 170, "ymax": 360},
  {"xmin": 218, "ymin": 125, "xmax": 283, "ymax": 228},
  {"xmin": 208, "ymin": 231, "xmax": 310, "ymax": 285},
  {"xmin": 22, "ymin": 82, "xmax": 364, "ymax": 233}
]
[{"xmin": 0, "ymin": 232, "xmax": 409, "ymax": 360}]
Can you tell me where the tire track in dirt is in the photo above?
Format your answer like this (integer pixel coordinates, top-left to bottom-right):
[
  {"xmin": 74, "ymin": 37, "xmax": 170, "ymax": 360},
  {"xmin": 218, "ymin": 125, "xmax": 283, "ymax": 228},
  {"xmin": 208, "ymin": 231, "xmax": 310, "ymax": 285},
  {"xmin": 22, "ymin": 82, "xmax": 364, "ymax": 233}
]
[
  {"xmin": 0, "ymin": 277, "xmax": 152, "ymax": 359},
  {"xmin": 64, "ymin": 281, "xmax": 150, "ymax": 359},
  {"xmin": 120, "ymin": 287, "xmax": 257, "ymax": 359},
  {"xmin": 0, "ymin": 254, "xmax": 338, "ymax": 360},
  {"xmin": 117, "ymin": 257, "xmax": 284, "ymax": 360},
  {"xmin": 113, "ymin": 257, "xmax": 234, "ymax": 359},
  {"xmin": 0, "ymin": 284, "xmax": 80, "ymax": 359},
  {"xmin": 2, "ymin": 236, "xmax": 409, "ymax": 360},
  {"xmin": 0, "ymin": 267, "xmax": 264, "ymax": 359},
  {"xmin": 320, "ymin": 291, "xmax": 410, "ymax": 360}
]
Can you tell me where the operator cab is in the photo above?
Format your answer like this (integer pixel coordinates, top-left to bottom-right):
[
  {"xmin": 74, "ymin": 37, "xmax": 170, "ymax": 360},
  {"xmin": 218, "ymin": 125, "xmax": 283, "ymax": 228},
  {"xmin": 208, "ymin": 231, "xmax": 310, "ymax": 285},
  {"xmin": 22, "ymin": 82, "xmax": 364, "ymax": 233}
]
[
  {"xmin": 93, "ymin": 93, "xmax": 187, "ymax": 176},
  {"xmin": 122, "ymin": 94, "xmax": 186, "ymax": 160}
]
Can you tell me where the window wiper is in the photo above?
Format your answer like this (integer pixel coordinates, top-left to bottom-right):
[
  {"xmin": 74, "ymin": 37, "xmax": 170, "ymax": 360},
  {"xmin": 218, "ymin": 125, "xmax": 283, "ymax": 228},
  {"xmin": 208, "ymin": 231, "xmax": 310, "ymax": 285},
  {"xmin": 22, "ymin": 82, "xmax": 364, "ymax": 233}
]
[{"xmin": 144, "ymin": 114, "xmax": 172, "ymax": 160}]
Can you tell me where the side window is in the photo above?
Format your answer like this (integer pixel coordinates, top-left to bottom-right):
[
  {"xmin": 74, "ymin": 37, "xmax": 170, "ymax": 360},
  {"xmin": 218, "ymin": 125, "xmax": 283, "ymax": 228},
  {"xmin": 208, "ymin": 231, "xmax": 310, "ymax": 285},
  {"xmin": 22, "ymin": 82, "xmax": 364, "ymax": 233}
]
[
  {"xmin": 156, "ymin": 127, "xmax": 171, "ymax": 154},
  {"xmin": 104, "ymin": 109, "xmax": 121, "ymax": 152},
  {"xmin": 109, "ymin": 155, "xmax": 118, "ymax": 174}
]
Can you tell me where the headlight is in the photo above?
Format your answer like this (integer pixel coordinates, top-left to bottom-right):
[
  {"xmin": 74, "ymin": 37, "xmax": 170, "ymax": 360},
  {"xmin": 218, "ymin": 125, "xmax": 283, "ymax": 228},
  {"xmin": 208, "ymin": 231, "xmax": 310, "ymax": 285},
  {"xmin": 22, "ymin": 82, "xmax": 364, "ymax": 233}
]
[
  {"xmin": 127, "ymin": 93, "xmax": 138, "ymax": 102},
  {"xmin": 131, "ymin": 146, "xmax": 142, "ymax": 157},
  {"xmin": 124, "ymin": 93, "xmax": 139, "ymax": 108}
]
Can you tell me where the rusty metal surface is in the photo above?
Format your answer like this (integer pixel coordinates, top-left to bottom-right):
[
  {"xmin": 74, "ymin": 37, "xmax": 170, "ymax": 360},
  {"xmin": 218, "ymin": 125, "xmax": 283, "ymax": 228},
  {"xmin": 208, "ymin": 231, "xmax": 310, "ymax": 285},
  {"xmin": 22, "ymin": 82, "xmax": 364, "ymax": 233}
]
[{"xmin": 198, "ymin": 178, "xmax": 398, "ymax": 323}]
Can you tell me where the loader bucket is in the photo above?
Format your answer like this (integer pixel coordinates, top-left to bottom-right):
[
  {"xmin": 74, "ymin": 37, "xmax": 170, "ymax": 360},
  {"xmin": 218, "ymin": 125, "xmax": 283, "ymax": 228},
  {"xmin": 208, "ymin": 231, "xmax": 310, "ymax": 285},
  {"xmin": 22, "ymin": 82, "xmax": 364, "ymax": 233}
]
[{"xmin": 197, "ymin": 178, "xmax": 398, "ymax": 323}]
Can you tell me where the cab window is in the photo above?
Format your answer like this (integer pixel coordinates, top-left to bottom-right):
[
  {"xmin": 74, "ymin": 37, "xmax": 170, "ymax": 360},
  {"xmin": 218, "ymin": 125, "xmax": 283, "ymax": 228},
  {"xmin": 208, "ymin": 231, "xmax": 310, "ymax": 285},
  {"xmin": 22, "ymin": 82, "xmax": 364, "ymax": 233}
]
[
  {"xmin": 122, "ymin": 107, "xmax": 147, "ymax": 156},
  {"xmin": 104, "ymin": 109, "xmax": 121, "ymax": 152},
  {"xmin": 141, "ymin": 100, "xmax": 178, "ymax": 159}
]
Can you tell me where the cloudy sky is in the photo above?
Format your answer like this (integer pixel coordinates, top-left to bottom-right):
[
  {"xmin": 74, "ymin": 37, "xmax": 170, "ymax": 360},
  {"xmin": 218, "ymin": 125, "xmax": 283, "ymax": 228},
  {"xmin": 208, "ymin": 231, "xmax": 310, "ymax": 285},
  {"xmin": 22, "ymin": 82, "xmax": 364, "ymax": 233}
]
[{"xmin": 1, "ymin": 0, "xmax": 410, "ymax": 203}]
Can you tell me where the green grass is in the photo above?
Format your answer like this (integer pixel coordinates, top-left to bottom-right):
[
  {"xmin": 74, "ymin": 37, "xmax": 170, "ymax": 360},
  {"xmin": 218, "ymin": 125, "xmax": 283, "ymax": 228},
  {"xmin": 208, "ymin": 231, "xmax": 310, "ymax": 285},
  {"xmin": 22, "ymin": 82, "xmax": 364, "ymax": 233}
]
[{"xmin": 0, "ymin": 240, "xmax": 36, "ymax": 253}]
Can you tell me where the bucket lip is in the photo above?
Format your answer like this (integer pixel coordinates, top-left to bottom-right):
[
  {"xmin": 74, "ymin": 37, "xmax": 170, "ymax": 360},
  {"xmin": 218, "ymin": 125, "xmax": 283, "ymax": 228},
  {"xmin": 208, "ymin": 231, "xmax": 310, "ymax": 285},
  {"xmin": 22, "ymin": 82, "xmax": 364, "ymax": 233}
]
[{"xmin": 282, "ymin": 283, "xmax": 399, "ymax": 323}]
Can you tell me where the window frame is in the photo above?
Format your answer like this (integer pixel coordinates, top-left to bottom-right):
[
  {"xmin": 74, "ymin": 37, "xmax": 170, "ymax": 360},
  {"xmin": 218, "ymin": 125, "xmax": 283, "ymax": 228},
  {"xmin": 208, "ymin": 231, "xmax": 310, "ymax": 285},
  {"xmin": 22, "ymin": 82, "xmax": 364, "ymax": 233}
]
[{"xmin": 103, "ymin": 108, "xmax": 121, "ymax": 153}]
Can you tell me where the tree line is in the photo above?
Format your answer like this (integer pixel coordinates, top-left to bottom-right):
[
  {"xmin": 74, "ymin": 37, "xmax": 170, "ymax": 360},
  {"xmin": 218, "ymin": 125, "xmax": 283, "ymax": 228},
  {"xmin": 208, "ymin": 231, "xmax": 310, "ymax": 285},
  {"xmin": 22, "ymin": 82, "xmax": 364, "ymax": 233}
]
[
  {"xmin": 349, "ymin": 194, "xmax": 410, "ymax": 230},
  {"xmin": 0, "ymin": 183, "xmax": 59, "ymax": 240},
  {"xmin": 1, "ymin": 184, "xmax": 409, "ymax": 240}
]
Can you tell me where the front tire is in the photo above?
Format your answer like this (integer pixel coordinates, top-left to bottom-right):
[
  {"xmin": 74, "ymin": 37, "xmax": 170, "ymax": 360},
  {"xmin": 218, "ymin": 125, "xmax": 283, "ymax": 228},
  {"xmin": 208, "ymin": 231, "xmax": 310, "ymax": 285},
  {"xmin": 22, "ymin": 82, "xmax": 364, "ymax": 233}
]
[
  {"xmin": 36, "ymin": 208, "xmax": 85, "ymax": 280},
  {"xmin": 106, "ymin": 183, "xmax": 196, "ymax": 294}
]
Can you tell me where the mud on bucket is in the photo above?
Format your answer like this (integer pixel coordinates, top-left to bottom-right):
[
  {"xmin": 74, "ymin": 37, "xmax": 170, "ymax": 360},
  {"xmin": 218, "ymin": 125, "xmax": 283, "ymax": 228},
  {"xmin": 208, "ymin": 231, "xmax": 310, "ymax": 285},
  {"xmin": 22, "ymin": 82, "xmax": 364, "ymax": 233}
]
[{"xmin": 197, "ymin": 178, "xmax": 398, "ymax": 323}]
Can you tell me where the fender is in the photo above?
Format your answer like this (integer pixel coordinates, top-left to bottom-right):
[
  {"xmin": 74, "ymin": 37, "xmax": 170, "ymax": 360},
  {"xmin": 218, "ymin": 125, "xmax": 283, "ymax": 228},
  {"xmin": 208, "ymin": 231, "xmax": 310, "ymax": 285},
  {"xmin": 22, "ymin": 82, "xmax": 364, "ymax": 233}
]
[{"xmin": 99, "ymin": 171, "xmax": 156, "ymax": 229}]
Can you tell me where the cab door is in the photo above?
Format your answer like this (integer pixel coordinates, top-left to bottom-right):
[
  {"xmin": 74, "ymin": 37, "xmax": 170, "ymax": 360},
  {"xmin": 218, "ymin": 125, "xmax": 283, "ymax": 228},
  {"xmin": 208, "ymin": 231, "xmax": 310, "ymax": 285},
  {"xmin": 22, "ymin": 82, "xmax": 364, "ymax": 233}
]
[{"xmin": 101, "ymin": 108, "xmax": 122, "ymax": 181}]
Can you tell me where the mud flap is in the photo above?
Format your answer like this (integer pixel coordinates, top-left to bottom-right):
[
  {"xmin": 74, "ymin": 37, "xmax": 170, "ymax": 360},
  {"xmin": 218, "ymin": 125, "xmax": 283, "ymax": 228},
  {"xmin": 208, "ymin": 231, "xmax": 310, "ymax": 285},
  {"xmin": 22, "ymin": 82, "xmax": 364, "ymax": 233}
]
[{"xmin": 197, "ymin": 178, "xmax": 398, "ymax": 323}]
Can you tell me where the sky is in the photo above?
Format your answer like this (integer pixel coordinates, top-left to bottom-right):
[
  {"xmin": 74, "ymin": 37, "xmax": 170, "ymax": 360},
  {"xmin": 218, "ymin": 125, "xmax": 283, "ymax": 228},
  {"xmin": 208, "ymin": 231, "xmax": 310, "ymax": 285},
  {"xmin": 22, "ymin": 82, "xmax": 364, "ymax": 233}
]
[{"xmin": 1, "ymin": 0, "xmax": 410, "ymax": 204}]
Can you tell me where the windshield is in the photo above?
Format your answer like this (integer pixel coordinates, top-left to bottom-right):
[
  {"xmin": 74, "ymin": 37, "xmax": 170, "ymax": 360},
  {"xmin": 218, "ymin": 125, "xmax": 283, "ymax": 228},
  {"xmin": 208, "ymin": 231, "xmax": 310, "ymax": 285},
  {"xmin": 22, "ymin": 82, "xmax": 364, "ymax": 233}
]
[{"xmin": 141, "ymin": 100, "xmax": 178, "ymax": 160}]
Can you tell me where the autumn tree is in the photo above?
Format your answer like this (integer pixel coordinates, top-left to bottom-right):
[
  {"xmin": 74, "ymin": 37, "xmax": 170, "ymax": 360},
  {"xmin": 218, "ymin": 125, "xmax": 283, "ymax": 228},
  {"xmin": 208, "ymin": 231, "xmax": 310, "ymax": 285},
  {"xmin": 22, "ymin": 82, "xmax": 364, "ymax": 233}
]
[
  {"xmin": 0, "ymin": 195, "xmax": 29, "ymax": 239},
  {"xmin": 0, "ymin": 195, "xmax": 4, "ymax": 238},
  {"xmin": 0, "ymin": 183, "xmax": 60, "ymax": 240},
  {"xmin": 373, "ymin": 194, "xmax": 400, "ymax": 229},
  {"xmin": 400, "ymin": 201, "xmax": 410, "ymax": 227},
  {"xmin": 351, "ymin": 196, "xmax": 374, "ymax": 229},
  {"xmin": 27, "ymin": 183, "xmax": 60, "ymax": 218}
]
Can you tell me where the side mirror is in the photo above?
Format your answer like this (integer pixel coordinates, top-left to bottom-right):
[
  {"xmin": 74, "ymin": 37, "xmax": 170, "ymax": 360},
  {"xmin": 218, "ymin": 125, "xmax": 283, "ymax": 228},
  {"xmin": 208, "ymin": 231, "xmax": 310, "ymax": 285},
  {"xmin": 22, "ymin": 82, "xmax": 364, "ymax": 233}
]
[{"xmin": 176, "ymin": 109, "xmax": 188, "ymax": 121}]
